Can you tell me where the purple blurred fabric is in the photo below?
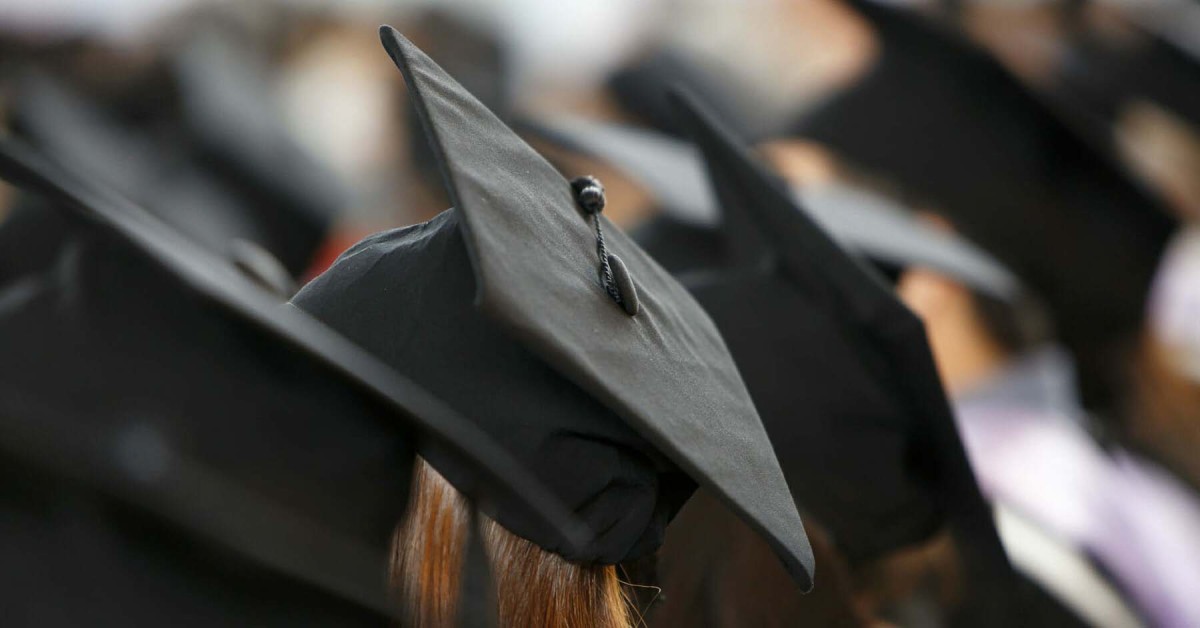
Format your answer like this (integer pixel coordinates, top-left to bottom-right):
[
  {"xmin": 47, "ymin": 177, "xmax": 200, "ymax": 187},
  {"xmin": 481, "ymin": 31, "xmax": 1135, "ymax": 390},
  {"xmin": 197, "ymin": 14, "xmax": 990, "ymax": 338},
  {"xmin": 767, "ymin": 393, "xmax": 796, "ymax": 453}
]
[{"xmin": 955, "ymin": 347, "xmax": 1200, "ymax": 627}]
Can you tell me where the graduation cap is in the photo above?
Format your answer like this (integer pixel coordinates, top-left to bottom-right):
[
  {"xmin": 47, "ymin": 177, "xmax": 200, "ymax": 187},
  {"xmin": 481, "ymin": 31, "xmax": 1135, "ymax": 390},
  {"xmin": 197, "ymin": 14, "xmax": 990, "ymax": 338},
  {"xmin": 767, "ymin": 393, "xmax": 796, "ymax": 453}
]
[
  {"xmin": 292, "ymin": 27, "xmax": 815, "ymax": 588},
  {"xmin": 669, "ymin": 87, "xmax": 1016, "ymax": 621},
  {"xmin": 1058, "ymin": 0, "xmax": 1200, "ymax": 129},
  {"xmin": 171, "ymin": 28, "xmax": 347, "ymax": 276},
  {"xmin": 525, "ymin": 114, "xmax": 1021, "ymax": 301},
  {"xmin": 0, "ymin": 140, "xmax": 588, "ymax": 624},
  {"xmin": 789, "ymin": 0, "xmax": 1178, "ymax": 414},
  {"xmin": 10, "ymin": 72, "xmax": 326, "ymax": 281},
  {"xmin": 606, "ymin": 47, "xmax": 757, "ymax": 139},
  {"xmin": 1056, "ymin": 19, "xmax": 1200, "ymax": 133}
]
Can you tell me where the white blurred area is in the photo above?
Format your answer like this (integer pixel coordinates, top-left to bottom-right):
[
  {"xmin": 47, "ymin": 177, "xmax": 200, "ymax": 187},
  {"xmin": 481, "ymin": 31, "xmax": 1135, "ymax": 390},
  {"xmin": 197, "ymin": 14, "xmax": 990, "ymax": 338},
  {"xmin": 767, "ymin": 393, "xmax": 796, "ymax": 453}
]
[
  {"xmin": 0, "ymin": 0, "xmax": 201, "ymax": 41},
  {"xmin": 0, "ymin": 0, "xmax": 883, "ymax": 230},
  {"xmin": 0, "ymin": 0, "xmax": 666, "ymax": 91}
]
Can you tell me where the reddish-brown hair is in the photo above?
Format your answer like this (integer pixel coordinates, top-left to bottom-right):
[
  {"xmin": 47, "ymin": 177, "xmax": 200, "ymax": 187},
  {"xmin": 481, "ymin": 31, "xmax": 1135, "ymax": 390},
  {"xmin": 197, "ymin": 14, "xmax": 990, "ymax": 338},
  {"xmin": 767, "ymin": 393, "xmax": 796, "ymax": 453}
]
[
  {"xmin": 1127, "ymin": 335, "xmax": 1200, "ymax": 488},
  {"xmin": 391, "ymin": 459, "xmax": 636, "ymax": 628}
]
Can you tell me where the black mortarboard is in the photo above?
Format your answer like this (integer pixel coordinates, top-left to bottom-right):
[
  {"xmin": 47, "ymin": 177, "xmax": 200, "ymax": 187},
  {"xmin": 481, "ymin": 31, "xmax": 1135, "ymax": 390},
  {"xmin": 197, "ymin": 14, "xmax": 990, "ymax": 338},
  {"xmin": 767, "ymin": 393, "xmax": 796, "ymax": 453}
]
[
  {"xmin": 790, "ymin": 0, "xmax": 1177, "ymax": 413},
  {"xmin": 9, "ymin": 75, "xmax": 265, "ymax": 269},
  {"xmin": 10, "ymin": 72, "xmax": 327, "ymax": 280},
  {"xmin": 526, "ymin": 114, "xmax": 1021, "ymax": 300},
  {"xmin": 1057, "ymin": 22, "xmax": 1200, "ymax": 133},
  {"xmin": 171, "ymin": 28, "xmax": 346, "ymax": 275},
  {"xmin": 606, "ymin": 47, "xmax": 756, "ymax": 139},
  {"xmin": 669, "ymin": 88, "xmax": 1015, "ymax": 621},
  {"xmin": 0, "ymin": 141, "xmax": 586, "ymax": 624},
  {"xmin": 292, "ymin": 27, "xmax": 815, "ymax": 588}
]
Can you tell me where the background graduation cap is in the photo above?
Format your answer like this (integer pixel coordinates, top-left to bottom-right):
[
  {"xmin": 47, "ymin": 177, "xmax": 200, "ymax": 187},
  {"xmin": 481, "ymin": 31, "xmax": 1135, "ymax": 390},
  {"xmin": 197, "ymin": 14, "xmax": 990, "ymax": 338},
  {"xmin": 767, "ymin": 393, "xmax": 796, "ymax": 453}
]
[
  {"xmin": 170, "ymin": 26, "xmax": 347, "ymax": 276},
  {"xmin": 606, "ymin": 47, "xmax": 757, "ymax": 140},
  {"xmin": 667, "ymin": 87, "xmax": 1017, "ymax": 623},
  {"xmin": 525, "ymin": 113, "xmax": 1021, "ymax": 301},
  {"xmin": 1057, "ymin": 0, "xmax": 1200, "ymax": 127},
  {"xmin": 9, "ymin": 58, "xmax": 336, "ymax": 285},
  {"xmin": 1055, "ymin": 11, "xmax": 1200, "ymax": 133},
  {"xmin": 789, "ymin": 0, "xmax": 1178, "ymax": 416},
  {"xmin": 402, "ymin": 8, "xmax": 512, "ymax": 205},
  {"xmin": 0, "ymin": 141, "xmax": 587, "ymax": 625},
  {"xmin": 293, "ymin": 27, "xmax": 815, "ymax": 589}
]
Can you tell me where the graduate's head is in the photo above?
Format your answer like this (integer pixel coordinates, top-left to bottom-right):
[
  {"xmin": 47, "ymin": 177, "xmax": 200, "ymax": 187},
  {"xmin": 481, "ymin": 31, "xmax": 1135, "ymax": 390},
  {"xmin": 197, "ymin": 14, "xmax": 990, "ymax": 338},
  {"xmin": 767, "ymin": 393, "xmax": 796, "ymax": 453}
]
[
  {"xmin": 891, "ymin": 228, "xmax": 1049, "ymax": 395},
  {"xmin": 762, "ymin": 137, "xmax": 1049, "ymax": 394},
  {"xmin": 392, "ymin": 459, "xmax": 634, "ymax": 628},
  {"xmin": 788, "ymin": 0, "xmax": 1176, "ymax": 415},
  {"xmin": 292, "ymin": 27, "xmax": 815, "ymax": 623}
]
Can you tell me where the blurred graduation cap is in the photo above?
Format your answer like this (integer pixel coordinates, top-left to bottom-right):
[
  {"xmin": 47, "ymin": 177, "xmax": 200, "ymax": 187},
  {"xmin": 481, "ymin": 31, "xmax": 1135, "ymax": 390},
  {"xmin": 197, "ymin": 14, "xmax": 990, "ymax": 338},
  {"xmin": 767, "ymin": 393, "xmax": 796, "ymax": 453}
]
[
  {"xmin": 0, "ymin": 140, "xmax": 587, "ymax": 624},
  {"xmin": 171, "ymin": 27, "xmax": 347, "ymax": 276},
  {"xmin": 789, "ymin": 0, "xmax": 1177, "ymax": 415},
  {"xmin": 403, "ymin": 9, "xmax": 512, "ymax": 196},
  {"xmin": 293, "ymin": 27, "xmax": 815, "ymax": 589},
  {"xmin": 669, "ymin": 87, "xmax": 1016, "ymax": 622},
  {"xmin": 606, "ymin": 47, "xmax": 758, "ymax": 139},
  {"xmin": 1035, "ymin": 0, "xmax": 1200, "ymax": 203},
  {"xmin": 525, "ymin": 114, "xmax": 1021, "ymax": 301},
  {"xmin": 1056, "ymin": 13, "xmax": 1200, "ymax": 133},
  {"xmin": 10, "ymin": 70, "xmax": 329, "ymax": 286}
]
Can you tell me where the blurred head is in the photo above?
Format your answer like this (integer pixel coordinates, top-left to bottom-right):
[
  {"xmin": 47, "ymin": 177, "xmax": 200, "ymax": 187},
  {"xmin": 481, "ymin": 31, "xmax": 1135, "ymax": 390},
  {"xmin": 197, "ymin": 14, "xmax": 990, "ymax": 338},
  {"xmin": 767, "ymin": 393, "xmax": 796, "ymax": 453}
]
[
  {"xmin": 650, "ymin": 490, "xmax": 866, "ymax": 628},
  {"xmin": 894, "ymin": 232, "xmax": 1049, "ymax": 396},
  {"xmin": 1126, "ymin": 229, "xmax": 1200, "ymax": 487},
  {"xmin": 649, "ymin": 489, "xmax": 962, "ymax": 628},
  {"xmin": 764, "ymin": 139, "xmax": 1050, "ymax": 396},
  {"xmin": 392, "ymin": 459, "xmax": 635, "ymax": 628}
]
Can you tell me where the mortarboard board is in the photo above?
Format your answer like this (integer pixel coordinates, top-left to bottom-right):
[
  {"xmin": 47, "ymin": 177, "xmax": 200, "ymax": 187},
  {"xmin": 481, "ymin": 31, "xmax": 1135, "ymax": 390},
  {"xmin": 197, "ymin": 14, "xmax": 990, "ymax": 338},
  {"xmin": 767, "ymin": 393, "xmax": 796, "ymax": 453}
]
[
  {"xmin": 669, "ymin": 87, "xmax": 1016, "ymax": 622},
  {"xmin": 525, "ymin": 113, "xmax": 1021, "ymax": 300},
  {"xmin": 171, "ymin": 28, "xmax": 347, "ymax": 276},
  {"xmin": 292, "ymin": 27, "xmax": 815, "ymax": 589},
  {"xmin": 789, "ymin": 0, "xmax": 1177, "ymax": 415},
  {"xmin": 0, "ymin": 140, "xmax": 588, "ymax": 624},
  {"xmin": 404, "ymin": 9, "xmax": 513, "ymax": 197}
]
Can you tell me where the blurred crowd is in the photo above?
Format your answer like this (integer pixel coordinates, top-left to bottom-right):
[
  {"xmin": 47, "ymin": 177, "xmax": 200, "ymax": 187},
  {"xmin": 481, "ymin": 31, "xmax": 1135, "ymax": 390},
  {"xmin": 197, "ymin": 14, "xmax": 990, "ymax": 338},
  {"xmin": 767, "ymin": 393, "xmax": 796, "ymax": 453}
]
[{"xmin": 1, "ymin": 0, "xmax": 1198, "ymax": 626}]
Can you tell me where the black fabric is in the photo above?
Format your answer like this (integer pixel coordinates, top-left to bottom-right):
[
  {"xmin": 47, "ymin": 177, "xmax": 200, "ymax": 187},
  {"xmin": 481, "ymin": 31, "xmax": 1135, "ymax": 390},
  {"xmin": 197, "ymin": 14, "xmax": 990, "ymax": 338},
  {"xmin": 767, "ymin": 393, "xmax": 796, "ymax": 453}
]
[
  {"xmin": 789, "ymin": 0, "xmax": 1177, "ymax": 415},
  {"xmin": 607, "ymin": 48, "xmax": 755, "ymax": 140},
  {"xmin": 670, "ymin": 88, "xmax": 1016, "ymax": 622},
  {"xmin": 0, "ymin": 141, "xmax": 590, "ymax": 623},
  {"xmin": 686, "ymin": 268, "xmax": 940, "ymax": 562},
  {"xmin": 172, "ymin": 29, "xmax": 344, "ymax": 276},
  {"xmin": 0, "ymin": 196, "xmax": 405, "ymax": 624},
  {"xmin": 1057, "ymin": 26, "xmax": 1200, "ymax": 131},
  {"xmin": 293, "ymin": 27, "xmax": 815, "ymax": 588},
  {"xmin": 630, "ymin": 212, "xmax": 726, "ymax": 276},
  {"xmin": 0, "ymin": 195, "xmax": 67, "ymax": 285},
  {"xmin": 0, "ymin": 458, "xmax": 387, "ymax": 627},
  {"xmin": 11, "ymin": 70, "xmax": 332, "ymax": 279},
  {"xmin": 457, "ymin": 507, "xmax": 499, "ymax": 628},
  {"xmin": 1000, "ymin": 572, "xmax": 1093, "ymax": 628},
  {"xmin": 296, "ymin": 211, "xmax": 687, "ymax": 563}
]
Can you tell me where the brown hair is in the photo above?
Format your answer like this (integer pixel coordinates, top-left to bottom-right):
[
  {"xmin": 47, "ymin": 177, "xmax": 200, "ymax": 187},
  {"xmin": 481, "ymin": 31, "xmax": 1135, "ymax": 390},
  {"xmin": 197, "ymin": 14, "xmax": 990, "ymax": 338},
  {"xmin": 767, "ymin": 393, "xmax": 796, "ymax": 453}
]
[
  {"xmin": 1127, "ymin": 335, "xmax": 1200, "ymax": 490},
  {"xmin": 650, "ymin": 490, "xmax": 870, "ymax": 628},
  {"xmin": 391, "ymin": 458, "xmax": 636, "ymax": 628},
  {"xmin": 650, "ymin": 489, "xmax": 969, "ymax": 627}
]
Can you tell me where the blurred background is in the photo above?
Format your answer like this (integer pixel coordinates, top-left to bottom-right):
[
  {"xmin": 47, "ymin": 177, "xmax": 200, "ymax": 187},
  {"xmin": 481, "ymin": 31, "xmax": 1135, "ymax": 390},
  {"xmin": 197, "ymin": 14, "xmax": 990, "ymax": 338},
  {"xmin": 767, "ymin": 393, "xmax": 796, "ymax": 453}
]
[
  {"xmin": 1, "ymin": 0, "xmax": 1197, "ymax": 626},
  {"xmin": 5, "ymin": 0, "xmax": 1193, "ymax": 239}
]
